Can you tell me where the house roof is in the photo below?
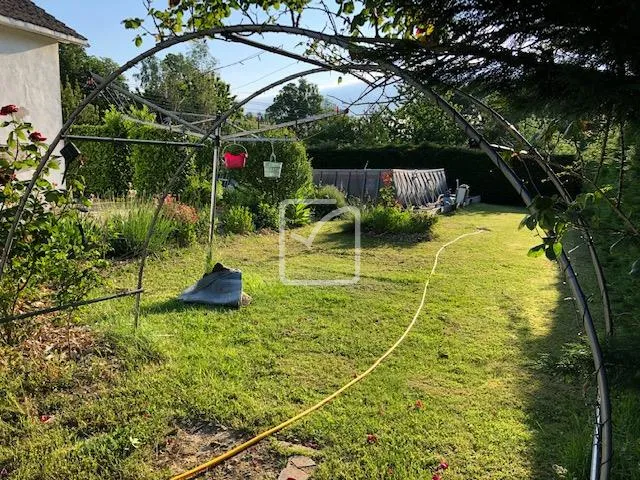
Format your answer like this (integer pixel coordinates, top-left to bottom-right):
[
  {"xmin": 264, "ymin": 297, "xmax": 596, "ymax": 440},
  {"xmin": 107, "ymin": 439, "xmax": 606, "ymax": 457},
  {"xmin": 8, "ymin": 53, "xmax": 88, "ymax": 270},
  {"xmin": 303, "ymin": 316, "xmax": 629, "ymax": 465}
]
[{"xmin": 0, "ymin": 0, "xmax": 87, "ymax": 45}]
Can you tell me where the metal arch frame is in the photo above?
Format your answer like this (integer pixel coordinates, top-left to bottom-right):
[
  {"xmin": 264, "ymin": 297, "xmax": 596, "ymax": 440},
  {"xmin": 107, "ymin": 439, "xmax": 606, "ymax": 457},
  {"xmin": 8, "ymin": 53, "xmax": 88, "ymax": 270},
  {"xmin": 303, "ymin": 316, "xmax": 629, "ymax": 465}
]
[
  {"xmin": 0, "ymin": 24, "xmax": 611, "ymax": 480},
  {"xmin": 453, "ymin": 89, "xmax": 614, "ymax": 337}
]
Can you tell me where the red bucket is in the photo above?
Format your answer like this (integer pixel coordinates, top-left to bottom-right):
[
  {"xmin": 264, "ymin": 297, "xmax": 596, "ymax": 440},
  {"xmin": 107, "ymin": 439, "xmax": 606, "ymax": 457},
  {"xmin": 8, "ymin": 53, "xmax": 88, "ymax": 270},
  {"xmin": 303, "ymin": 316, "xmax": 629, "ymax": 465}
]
[{"xmin": 223, "ymin": 151, "xmax": 247, "ymax": 169}]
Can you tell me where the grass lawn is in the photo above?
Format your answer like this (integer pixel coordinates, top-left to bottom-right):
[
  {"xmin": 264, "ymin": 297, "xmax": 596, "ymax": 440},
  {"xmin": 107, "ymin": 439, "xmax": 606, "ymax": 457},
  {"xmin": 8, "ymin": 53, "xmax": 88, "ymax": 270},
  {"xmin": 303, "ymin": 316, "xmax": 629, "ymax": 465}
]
[{"xmin": 0, "ymin": 204, "xmax": 595, "ymax": 479}]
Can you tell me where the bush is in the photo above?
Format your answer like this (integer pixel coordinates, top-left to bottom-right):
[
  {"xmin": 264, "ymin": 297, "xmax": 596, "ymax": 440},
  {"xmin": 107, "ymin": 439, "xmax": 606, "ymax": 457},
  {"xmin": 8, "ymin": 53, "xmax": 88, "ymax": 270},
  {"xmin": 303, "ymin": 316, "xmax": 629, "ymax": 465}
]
[
  {"xmin": 222, "ymin": 206, "xmax": 255, "ymax": 234},
  {"xmin": 67, "ymin": 110, "xmax": 131, "ymax": 196},
  {"xmin": 224, "ymin": 133, "xmax": 313, "ymax": 206},
  {"xmin": 286, "ymin": 202, "xmax": 312, "ymax": 227},
  {"xmin": 107, "ymin": 205, "xmax": 176, "ymax": 258},
  {"xmin": 308, "ymin": 143, "xmax": 581, "ymax": 206},
  {"xmin": 254, "ymin": 202, "xmax": 280, "ymax": 230},
  {"xmin": 221, "ymin": 184, "xmax": 256, "ymax": 207},
  {"xmin": 313, "ymin": 185, "xmax": 347, "ymax": 219},
  {"xmin": 345, "ymin": 205, "xmax": 438, "ymax": 237},
  {"xmin": 129, "ymin": 126, "xmax": 196, "ymax": 196},
  {"xmin": 162, "ymin": 195, "xmax": 199, "ymax": 246}
]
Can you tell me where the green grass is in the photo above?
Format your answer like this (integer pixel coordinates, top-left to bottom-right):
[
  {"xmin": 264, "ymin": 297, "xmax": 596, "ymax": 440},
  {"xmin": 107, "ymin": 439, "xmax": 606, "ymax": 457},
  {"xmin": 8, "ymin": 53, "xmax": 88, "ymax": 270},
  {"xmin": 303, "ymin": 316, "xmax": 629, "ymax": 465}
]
[{"xmin": 0, "ymin": 204, "xmax": 610, "ymax": 479}]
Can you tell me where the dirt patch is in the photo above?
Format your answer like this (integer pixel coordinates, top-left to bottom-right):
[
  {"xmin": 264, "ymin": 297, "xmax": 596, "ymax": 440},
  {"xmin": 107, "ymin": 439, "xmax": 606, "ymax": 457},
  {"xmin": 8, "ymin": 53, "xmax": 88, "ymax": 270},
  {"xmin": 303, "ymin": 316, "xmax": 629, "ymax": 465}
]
[{"xmin": 156, "ymin": 423, "xmax": 287, "ymax": 479}]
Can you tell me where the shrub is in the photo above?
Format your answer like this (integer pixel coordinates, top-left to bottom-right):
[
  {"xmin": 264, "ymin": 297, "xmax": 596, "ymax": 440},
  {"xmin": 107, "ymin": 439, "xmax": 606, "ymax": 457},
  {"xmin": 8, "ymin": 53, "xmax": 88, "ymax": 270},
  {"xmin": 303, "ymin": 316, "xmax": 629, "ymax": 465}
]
[
  {"xmin": 67, "ymin": 110, "xmax": 132, "ymax": 196},
  {"xmin": 221, "ymin": 184, "xmax": 256, "ymax": 207},
  {"xmin": 222, "ymin": 206, "xmax": 255, "ymax": 234},
  {"xmin": 107, "ymin": 205, "xmax": 175, "ymax": 258},
  {"xmin": 313, "ymin": 185, "xmax": 346, "ymax": 219},
  {"xmin": 1, "ymin": 109, "xmax": 106, "ymax": 343},
  {"xmin": 287, "ymin": 202, "xmax": 312, "ymax": 227},
  {"xmin": 254, "ymin": 202, "xmax": 280, "ymax": 230},
  {"xmin": 344, "ymin": 205, "xmax": 438, "ymax": 237},
  {"xmin": 162, "ymin": 195, "xmax": 199, "ymax": 246},
  {"xmin": 129, "ymin": 126, "xmax": 196, "ymax": 196},
  {"xmin": 182, "ymin": 173, "xmax": 223, "ymax": 208},
  {"xmin": 224, "ymin": 133, "xmax": 313, "ymax": 206}
]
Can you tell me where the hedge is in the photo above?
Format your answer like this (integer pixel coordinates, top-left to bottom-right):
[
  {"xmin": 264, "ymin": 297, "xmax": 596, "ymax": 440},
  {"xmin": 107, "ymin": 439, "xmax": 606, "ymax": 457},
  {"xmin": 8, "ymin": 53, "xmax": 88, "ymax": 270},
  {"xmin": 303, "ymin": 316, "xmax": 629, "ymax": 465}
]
[
  {"xmin": 128, "ymin": 125, "xmax": 196, "ymax": 196},
  {"xmin": 68, "ymin": 124, "xmax": 131, "ymax": 196},
  {"xmin": 67, "ymin": 123, "xmax": 207, "ymax": 198},
  {"xmin": 307, "ymin": 143, "xmax": 581, "ymax": 205}
]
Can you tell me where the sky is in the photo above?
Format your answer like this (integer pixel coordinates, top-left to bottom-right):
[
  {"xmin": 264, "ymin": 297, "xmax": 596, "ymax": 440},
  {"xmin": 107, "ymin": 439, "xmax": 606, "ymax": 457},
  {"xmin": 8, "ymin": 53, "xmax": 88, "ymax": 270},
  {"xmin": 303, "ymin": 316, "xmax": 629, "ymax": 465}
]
[{"xmin": 34, "ymin": 0, "xmax": 378, "ymax": 114}]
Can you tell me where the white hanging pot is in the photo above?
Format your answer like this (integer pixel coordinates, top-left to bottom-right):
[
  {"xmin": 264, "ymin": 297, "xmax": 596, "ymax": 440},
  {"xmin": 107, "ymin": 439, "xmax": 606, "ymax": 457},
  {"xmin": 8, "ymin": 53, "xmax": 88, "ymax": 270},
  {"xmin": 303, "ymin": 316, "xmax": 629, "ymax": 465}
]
[
  {"xmin": 263, "ymin": 160, "xmax": 282, "ymax": 178},
  {"xmin": 263, "ymin": 144, "xmax": 282, "ymax": 178}
]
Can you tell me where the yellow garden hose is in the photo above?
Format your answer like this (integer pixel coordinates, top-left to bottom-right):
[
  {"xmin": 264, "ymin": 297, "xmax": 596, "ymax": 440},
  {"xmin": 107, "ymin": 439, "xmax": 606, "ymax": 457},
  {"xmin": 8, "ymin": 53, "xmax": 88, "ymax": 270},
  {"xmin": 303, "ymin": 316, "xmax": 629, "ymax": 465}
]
[{"xmin": 170, "ymin": 229, "xmax": 485, "ymax": 480}]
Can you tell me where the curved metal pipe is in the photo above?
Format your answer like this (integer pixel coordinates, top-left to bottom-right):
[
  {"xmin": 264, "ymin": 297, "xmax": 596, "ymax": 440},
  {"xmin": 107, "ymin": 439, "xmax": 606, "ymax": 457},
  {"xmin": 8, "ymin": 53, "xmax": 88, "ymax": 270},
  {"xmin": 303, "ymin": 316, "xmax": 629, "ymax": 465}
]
[
  {"xmin": 453, "ymin": 89, "xmax": 613, "ymax": 337},
  {"xmin": 2, "ymin": 24, "xmax": 611, "ymax": 479},
  {"xmin": 388, "ymin": 72, "xmax": 612, "ymax": 480}
]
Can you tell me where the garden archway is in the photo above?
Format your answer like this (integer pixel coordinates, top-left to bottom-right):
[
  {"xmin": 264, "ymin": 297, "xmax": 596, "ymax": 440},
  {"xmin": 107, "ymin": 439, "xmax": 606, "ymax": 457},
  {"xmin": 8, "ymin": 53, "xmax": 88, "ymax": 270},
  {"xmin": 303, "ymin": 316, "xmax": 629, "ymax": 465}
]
[{"xmin": 0, "ymin": 24, "xmax": 612, "ymax": 480}]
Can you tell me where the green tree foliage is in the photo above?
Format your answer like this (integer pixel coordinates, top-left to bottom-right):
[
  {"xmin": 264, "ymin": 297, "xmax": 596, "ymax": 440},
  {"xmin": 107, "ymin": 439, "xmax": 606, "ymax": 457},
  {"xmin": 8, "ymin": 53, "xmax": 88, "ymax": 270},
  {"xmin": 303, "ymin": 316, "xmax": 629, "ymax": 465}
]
[
  {"xmin": 59, "ymin": 44, "xmax": 127, "ymax": 121},
  {"xmin": 135, "ymin": 42, "xmax": 233, "ymax": 115},
  {"xmin": 59, "ymin": 44, "xmax": 126, "ymax": 88},
  {"xmin": 306, "ymin": 111, "xmax": 393, "ymax": 147},
  {"xmin": 393, "ymin": 92, "xmax": 466, "ymax": 146},
  {"xmin": 61, "ymin": 81, "xmax": 100, "ymax": 124},
  {"xmin": 266, "ymin": 79, "xmax": 325, "ymax": 125}
]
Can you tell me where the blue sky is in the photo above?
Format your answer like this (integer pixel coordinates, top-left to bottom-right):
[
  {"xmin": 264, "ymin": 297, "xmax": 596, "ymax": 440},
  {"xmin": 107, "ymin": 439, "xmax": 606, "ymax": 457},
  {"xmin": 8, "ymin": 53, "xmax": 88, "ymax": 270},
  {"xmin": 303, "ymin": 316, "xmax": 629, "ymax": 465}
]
[{"xmin": 35, "ymin": 0, "xmax": 374, "ymax": 114}]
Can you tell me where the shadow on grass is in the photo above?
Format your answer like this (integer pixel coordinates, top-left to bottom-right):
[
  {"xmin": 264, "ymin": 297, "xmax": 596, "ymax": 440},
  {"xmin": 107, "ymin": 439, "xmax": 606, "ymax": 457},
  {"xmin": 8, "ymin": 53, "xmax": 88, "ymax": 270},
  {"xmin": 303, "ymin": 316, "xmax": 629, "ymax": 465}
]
[
  {"xmin": 499, "ymin": 274, "xmax": 595, "ymax": 478},
  {"xmin": 142, "ymin": 298, "xmax": 238, "ymax": 315}
]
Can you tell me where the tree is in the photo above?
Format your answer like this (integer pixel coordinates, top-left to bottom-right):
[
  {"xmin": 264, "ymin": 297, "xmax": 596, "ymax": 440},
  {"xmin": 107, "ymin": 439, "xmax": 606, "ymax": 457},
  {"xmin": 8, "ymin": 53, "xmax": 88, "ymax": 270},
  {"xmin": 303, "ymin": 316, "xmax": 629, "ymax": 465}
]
[
  {"xmin": 59, "ymin": 44, "xmax": 126, "ymax": 89},
  {"xmin": 59, "ymin": 44, "xmax": 127, "ymax": 121},
  {"xmin": 392, "ymin": 90, "xmax": 466, "ymax": 146},
  {"xmin": 61, "ymin": 81, "xmax": 100, "ymax": 124},
  {"xmin": 266, "ymin": 79, "xmax": 325, "ymax": 124},
  {"xmin": 135, "ymin": 42, "xmax": 233, "ymax": 115}
]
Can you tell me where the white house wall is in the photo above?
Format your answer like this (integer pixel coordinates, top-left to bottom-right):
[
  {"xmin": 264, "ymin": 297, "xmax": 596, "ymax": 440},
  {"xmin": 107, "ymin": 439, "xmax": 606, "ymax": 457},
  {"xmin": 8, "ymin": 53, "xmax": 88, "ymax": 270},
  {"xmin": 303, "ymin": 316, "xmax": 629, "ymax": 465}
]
[{"xmin": 0, "ymin": 24, "xmax": 64, "ymax": 186}]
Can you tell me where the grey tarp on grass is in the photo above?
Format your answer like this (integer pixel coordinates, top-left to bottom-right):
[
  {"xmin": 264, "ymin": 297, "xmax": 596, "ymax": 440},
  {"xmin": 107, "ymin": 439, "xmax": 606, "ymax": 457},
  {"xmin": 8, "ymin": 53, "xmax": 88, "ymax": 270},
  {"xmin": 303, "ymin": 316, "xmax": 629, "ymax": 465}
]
[{"xmin": 179, "ymin": 263, "xmax": 243, "ymax": 307}]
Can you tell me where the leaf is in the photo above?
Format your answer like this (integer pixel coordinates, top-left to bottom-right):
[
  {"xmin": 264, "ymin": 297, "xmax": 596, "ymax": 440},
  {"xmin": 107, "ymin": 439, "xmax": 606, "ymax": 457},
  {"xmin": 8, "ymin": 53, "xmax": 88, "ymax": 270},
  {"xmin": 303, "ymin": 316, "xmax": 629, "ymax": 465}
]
[
  {"xmin": 134, "ymin": 35, "xmax": 143, "ymax": 47},
  {"xmin": 122, "ymin": 18, "xmax": 143, "ymax": 29},
  {"xmin": 552, "ymin": 241, "xmax": 563, "ymax": 258},
  {"xmin": 527, "ymin": 244, "xmax": 545, "ymax": 257},
  {"xmin": 545, "ymin": 244, "xmax": 558, "ymax": 261}
]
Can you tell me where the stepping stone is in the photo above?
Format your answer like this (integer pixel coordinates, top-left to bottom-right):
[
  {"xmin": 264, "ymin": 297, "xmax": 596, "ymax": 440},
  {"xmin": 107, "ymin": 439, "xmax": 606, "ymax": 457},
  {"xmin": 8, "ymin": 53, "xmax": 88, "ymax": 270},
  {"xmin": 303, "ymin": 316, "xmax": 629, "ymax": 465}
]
[
  {"xmin": 277, "ymin": 464, "xmax": 309, "ymax": 480},
  {"xmin": 277, "ymin": 455, "xmax": 317, "ymax": 480},
  {"xmin": 290, "ymin": 456, "xmax": 316, "ymax": 469}
]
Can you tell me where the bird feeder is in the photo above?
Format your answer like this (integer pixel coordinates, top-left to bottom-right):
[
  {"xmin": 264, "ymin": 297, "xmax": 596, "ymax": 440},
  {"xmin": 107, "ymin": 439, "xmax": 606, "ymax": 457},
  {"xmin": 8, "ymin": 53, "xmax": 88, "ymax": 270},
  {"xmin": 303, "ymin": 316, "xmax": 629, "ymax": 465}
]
[
  {"xmin": 222, "ymin": 143, "xmax": 248, "ymax": 169},
  {"xmin": 263, "ymin": 142, "xmax": 282, "ymax": 178}
]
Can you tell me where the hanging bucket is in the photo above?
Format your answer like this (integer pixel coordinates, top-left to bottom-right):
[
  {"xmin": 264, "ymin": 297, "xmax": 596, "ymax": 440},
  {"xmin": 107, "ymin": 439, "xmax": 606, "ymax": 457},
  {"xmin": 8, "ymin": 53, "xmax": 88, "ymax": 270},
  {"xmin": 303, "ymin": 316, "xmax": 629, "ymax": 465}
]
[
  {"xmin": 263, "ymin": 143, "xmax": 282, "ymax": 178},
  {"xmin": 263, "ymin": 161, "xmax": 282, "ymax": 178},
  {"xmin": 222, "ymin": 144, "xmax": 248, "ymax": 169}
]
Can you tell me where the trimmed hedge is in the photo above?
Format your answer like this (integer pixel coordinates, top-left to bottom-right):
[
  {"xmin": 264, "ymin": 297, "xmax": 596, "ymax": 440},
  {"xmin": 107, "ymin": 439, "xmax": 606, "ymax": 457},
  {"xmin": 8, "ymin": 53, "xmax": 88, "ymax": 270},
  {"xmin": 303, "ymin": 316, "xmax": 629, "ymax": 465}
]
[
  {"xmin": 308, "ymin": 143, "xmax": 581, "ymax": 205},
  {"xmin": 68, "ymin": 124, "xmax": 131, "ymax": 196},
  {"xmin": 128, "ymin": 125, "xmax": 196, "ymax": 196},
  {"xmin": 67, "ymin": 122, "xmax": 208, "ymax": 198}
]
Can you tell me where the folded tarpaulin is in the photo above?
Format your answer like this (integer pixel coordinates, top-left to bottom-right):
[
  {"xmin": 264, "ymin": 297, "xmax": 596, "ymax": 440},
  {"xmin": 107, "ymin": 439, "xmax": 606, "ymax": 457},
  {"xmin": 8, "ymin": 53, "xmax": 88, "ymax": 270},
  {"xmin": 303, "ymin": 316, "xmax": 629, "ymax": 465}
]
[{"xmin": 179, "ymin": 263, "xmax": 243, "ymax": 307}]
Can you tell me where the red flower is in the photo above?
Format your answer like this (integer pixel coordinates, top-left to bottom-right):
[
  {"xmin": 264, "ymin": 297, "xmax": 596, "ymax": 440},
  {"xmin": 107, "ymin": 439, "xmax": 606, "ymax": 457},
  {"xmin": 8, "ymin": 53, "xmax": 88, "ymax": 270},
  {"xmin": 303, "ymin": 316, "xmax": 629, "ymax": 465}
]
[
  {"xmin": 0, "ymin": 104, "xmax": 19, "ymax": 115},
  {"xmin": 415, "ymin": 399, "xmax": 424, "ymax": 410},
  {"xmin": 381, "ymin": 170, "xmax": 393, "ymax": 186},
  {"xmin": 432, "ymin": 474, "xmax": 442, "ymax": 480},
  {"xmin": 438, "ymin": 461, "xmax": 449, "ymax": 470},
  {"xmin": 29, "ymin": 131, "xmax": 47, "ymax": 142},
  {"xmin": 366, "ymin": 433, "xmax": 378, "ymax": 444}
]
